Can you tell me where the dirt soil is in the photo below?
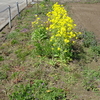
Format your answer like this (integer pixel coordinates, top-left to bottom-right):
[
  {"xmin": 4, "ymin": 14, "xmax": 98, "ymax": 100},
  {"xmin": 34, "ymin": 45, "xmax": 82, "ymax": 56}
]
[
  {"xmin": 67, "ymin": 3, "xmax": 100, "ymax": 100},
  {"xmin": 68, "ymin": 3, "xmax": 100, "ymax": 43}
]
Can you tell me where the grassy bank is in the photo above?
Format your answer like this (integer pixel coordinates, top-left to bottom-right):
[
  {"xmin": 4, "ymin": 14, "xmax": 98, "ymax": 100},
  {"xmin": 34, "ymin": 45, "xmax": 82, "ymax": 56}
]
[{"xmin": 0, "ymin": 1, "xmax": 100, "ymax": 100}]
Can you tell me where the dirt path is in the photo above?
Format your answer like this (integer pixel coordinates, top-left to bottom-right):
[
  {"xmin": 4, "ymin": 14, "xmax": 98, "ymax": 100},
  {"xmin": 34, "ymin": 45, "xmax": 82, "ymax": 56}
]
[{"xmin": 68, "ymin": 3, "xmax": 100, "ymax": 42}]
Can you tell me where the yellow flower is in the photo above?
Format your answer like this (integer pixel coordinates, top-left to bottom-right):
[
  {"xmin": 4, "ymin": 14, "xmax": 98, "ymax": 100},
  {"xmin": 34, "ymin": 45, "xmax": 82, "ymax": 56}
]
[
  {"xmin": 74, "ymin": 24, "xmax": 76, "ymax": 26},
  {"xmin": 79, "ymin": 32, "xmax": 82, "ymax": 34},
  {"xmin": 35, "ymin": 14, "xmax": 38, "ymax": 17},
  {"xmin": 50, "ymin": 39, "xmax": 52, "ymax": 42},
  {"xmin": 72, "ymin": 34, "xmax": 76, "ymax": 37},
  {"xmin": 46, "ymin": 27, "xmax": 49, "ymax": 30},
  {"xmin": 55, "ymin": 34, "xmax": 61, "ymax": 37},
  {"xmin": 51, "ymin": 36, "xmax": 54, "ymax": 39},
  {"xmin": 57, "ymin": 47, "xmax": 61, "ymax": 50},
  {"xmin": 52, "ymin": 48, "xmax": 54, "ymax": 50},
  {"xmin": 72, "ymin": 41, "xmax": 75, "ymax": 44},
  {"xmin": 64, "ymin": 39, "xmax": 69, "ymax": 43},
  {"xmin": 37, "ymin": 17, "xmax": 40, "ymax": 20},
  {"xmin": 32, "ymin": 22, "xmax": 34, "ymax": 25},
  {"xmin": 46, "ymin": 90, "xmax": 51, "ymax": 92}
]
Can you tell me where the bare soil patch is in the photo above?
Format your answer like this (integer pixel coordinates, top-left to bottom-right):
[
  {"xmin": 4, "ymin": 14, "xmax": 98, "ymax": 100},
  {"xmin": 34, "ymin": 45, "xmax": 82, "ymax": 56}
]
[{"xmin": 68, "ymin": 3, "xmax": 100, "ymax": 42}]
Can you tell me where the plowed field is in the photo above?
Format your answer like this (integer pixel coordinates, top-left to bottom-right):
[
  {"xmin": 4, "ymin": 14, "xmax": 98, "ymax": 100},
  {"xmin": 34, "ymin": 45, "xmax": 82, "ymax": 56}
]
[{"xmin": 68, "ymin": 3, "xmax": 100, "ymax": 42}]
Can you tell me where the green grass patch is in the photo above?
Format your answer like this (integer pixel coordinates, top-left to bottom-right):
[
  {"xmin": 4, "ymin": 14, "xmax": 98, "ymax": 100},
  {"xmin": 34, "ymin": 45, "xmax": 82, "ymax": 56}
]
[{"xmin": 9, "ymin": 80, "xmax": 66, "ymax": 100}]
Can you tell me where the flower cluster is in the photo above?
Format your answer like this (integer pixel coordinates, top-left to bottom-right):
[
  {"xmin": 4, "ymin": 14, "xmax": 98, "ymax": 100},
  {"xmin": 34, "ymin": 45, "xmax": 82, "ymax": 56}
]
[
  {"xmin": 46, "ymin": 2, "xmax": 82, "ymax": 60},
  {"xmin": 46, "ymin": 2, "xmax": 81, "ymax": 51},
  {"xmin": 31, "ymin": 2, "xmax": 82, "ymax": 60},
  {"xmin": 32, "ymin": 15, "xmax": 41, "ymax": 28}
]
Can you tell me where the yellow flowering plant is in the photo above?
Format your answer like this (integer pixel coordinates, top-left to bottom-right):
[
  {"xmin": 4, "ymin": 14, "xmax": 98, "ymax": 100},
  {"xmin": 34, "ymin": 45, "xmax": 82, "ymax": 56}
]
[
  {"xmin": 31, "ymin": 13, "xmax": 52, "ymax": 57},
  {"xmin": 31, "ymin": 2, "xmax": 82, "ymax": 61},
  {"xmin": 31, "ymin": 16, "xmax": 48, "ymax": 41},
  {"xmin": 46, "ymin": 2, "xmax": 82, "ymax": 60}
]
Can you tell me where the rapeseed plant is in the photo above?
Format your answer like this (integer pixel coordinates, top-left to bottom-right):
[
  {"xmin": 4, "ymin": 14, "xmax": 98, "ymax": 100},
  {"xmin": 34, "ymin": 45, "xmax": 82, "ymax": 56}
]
[
  {"xmin": 32, "ymin": 2, "xmax": 82, "ymax": 61},
  {"xmin": 46, "ymin": 2, "xmax": 82, "ymax": 60}
]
